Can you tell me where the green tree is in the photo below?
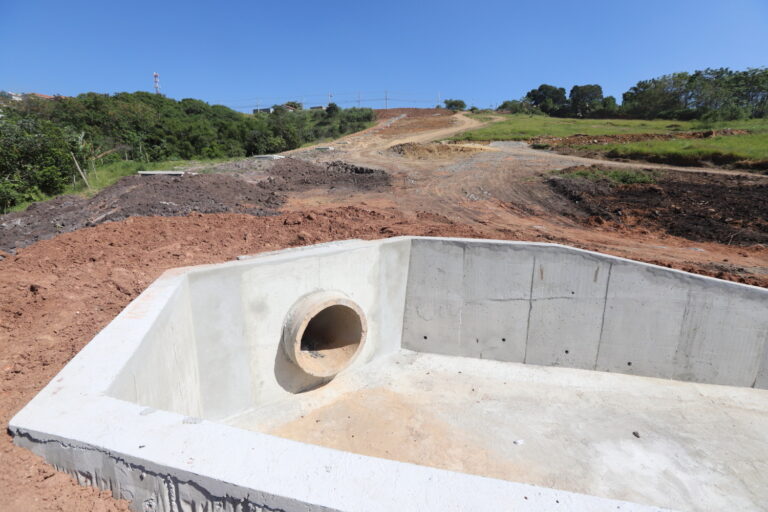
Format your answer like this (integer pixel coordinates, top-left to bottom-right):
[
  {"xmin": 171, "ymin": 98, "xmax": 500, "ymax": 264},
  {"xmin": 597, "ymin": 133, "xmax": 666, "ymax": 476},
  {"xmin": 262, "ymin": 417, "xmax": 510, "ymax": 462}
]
[
  {"xmin": 325, "ymin": 102, "xmax": 340, "ymax": 116},
  {"xmin": 524, "ymin": 85, "xmax": 568, "ymax": 116},
  {"xmin": 569, "ymin": 85, "xmax": 604, "ymax": 117},
  {"xmin": 444, "ymin": 99, "xmax": 466, "ymax": 111},
  {"xmin": 497, "ymin": 99, "xmax": 540, "ymax": 114}
]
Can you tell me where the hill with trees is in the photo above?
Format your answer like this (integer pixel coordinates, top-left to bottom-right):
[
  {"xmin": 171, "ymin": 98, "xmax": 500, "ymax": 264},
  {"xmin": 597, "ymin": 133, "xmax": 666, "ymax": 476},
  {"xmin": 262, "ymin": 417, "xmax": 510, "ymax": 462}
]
[{"xmin": 0, "ymin": 92, "xmax": 374, "ymax": 209}]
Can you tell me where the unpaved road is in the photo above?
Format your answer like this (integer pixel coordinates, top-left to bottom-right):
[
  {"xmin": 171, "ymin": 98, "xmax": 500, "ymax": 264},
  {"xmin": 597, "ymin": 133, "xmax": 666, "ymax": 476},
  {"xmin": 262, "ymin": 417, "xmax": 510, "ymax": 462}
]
[
  {"xmin": 0, "ymin": 108, "xmax": 766, "ymax": 511},
  {"xmin": 285, "ymin": 110, "xmax": 768, "ymax": 284}
]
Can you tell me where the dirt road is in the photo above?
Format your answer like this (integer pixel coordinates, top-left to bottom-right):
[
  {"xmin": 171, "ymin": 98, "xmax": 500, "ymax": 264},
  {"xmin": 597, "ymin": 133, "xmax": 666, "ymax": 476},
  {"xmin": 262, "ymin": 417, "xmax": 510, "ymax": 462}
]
[{"xmin": 284, "ymin": 110, "xmax": 767, "ymax": 284}]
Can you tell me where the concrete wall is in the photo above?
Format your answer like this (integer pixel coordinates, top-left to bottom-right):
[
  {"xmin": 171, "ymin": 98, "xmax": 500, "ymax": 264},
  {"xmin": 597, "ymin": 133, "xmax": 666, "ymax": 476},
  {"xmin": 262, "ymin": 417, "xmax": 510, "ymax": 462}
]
[
  {"xmin": 109, "ymin": 278, "xmax": 203, "ymax": 417},
  {"xmin": 110, "ymin": 238, "xmax": 412, "ymax": 421},
  {"xmin": 402, "ymin": 238, "xmax": 768, "ymax": 388}
]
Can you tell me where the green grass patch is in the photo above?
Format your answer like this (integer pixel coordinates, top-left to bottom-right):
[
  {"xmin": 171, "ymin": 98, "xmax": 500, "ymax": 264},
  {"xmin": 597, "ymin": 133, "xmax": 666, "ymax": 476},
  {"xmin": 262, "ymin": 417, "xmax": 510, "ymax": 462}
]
[
  {"xmin": 581, "ymin": 133, "xmax": 768, "ymax": 167},
  {"xmin": 453, "ymin": 114, "xmax": 768, "ymax": 141},
  {"xmin": 466, "ymin": 112, "xmax": 499, "ymax": 122},
  {"xmin": 453, "ymin": 115, "xmax": 697, "ymax": 141},
  {"xmin": 557, "ymin": 167, "xmax": 658, "ymax": 185}
]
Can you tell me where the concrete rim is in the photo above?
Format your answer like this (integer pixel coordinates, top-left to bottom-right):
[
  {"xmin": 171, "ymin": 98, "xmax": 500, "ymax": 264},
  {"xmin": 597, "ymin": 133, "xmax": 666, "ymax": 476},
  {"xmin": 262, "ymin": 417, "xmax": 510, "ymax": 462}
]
[{"xmin": 282, "ymin": 291, "xmax": 368, "ymax": 378}]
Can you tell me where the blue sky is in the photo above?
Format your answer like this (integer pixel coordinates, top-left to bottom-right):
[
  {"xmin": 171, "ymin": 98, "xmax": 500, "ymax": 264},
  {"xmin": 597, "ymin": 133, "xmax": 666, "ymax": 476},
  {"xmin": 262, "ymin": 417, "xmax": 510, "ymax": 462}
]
[{"xmin": 1, "ymin": 0, "xmax": 766, "ymax": 111}]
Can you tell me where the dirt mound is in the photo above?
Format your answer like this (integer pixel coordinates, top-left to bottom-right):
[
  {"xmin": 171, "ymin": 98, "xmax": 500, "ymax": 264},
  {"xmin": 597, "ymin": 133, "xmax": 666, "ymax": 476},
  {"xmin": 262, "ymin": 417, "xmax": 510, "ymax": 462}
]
[
  {"xmin": 532, "ymin": 129, "xmax": 750, "ymax": 148},
  {"xmin": 266, "ymin": 158, "xmax": 390, "ymax": 191},
  {"xmin": 548, "ymin": 166, "xmax": 768, "ymax": 245},
  {"xmin": 0, "ymin": 174, "xmax": 280, "ymax": 253},
  {"xmin": 389, "ymin": 142, "xmax": 486, "ymax": 159},
  {"xmin": 0, "ymin": 158, "xmax": 390, "ymax": 253}
]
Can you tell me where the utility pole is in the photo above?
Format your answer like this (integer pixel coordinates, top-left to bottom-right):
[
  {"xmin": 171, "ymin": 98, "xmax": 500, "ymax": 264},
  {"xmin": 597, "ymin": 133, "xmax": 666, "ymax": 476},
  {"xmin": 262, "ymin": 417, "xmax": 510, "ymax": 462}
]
[
  {"xmin": 153, "ymin": 72, "xmax": 160, "ymax": 94},
  {"xmin": 328, "ymin": 92, "xmax": 333, "ymax": 106},
  {"xmin": 357, "ymin": 92, "xmax": 361, "ymax": 108},
  {"xmin": 437, "ymin": 91, "xmax": 441, "ymax": 106},
  {"xmin": 384, "ymin": 90, "xmax": 388, "ymax": 110}
]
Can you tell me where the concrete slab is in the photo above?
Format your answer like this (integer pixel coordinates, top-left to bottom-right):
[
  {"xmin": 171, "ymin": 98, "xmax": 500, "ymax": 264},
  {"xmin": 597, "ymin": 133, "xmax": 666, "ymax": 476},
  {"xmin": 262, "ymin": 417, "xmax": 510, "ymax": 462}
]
[
  {"xmin": 9, "ymin": 237, "xmax": 768, "ymax": 512},
  {"xmin": 229, "ymin": 350, "xmax": 768, "ymax": 512},
  {"xmin": 137, "ymin": 170, "xmax": 188, "ymax": 176}
]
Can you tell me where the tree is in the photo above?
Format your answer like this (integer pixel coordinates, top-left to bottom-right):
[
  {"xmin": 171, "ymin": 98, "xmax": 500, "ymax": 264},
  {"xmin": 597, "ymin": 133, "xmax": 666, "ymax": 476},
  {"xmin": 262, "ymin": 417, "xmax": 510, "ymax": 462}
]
[
  {"xmin": 443, "ymin": 99, "xmax": 466, "ymax": 111},
  {"xmin": 593, "ymin": 96, "xmax": 619, "ymax": 118},
  {"xmin": 569, "ymin": 85, "xmax": 604, "ymax": 117},
  {"xmin": 284, "ymin": 101, "xmax": 303, "ymax": 110},
  {"xmin": 524, "ymin": 85, "xmax": 568, "ymax": 116},
  {"xmin": 497, "ymin": 99, "xmax": 540, "ymax": 114},
  {"xmin": 325, "ymin": 102, "xmax": 340, "ymax": 116}
]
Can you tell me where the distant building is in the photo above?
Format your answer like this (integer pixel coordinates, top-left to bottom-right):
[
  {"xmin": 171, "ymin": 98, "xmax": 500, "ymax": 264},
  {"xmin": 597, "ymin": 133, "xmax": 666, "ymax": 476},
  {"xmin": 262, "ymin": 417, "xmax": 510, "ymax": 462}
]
[
  {"xmin": 0, "ymin": 91, "xmax": 24, "ymax": 101},
  {"xmin": 253, "ymin": 107, "xmax": 273, "ymax": 114},
  {"xmin": 27, "ymin": 92, "xmax": 55, "ymax": 100},
  {"xmin": 309, "ymin": 105, "xmax": 326, "ymax": 110}
]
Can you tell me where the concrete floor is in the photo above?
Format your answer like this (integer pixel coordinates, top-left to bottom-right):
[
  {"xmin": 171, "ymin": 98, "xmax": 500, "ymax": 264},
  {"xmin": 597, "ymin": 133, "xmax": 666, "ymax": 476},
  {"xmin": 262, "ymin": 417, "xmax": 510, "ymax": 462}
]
[{"xmin": 228, "ymin": 350, "xmax": 768, "ymax": 512}]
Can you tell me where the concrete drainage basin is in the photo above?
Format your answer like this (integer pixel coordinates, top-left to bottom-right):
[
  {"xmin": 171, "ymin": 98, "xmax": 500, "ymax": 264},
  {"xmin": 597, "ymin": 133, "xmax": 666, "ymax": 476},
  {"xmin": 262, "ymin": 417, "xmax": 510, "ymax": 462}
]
[{"xmin": 10, "ymin": 237, "xmax": 768, "ymax": 512}]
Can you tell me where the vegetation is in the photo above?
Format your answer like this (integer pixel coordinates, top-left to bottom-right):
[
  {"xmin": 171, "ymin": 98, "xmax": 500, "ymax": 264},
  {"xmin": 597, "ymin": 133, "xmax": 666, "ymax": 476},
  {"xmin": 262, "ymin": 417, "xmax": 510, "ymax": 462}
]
[
  {"xmin": 452, "ymin": 115, "xmax": 698, "ymax": 141},
  {"xmin": 498, "ymin": 67, "xmax": 768, "ymax": 121},
  {"xmin": 582, "ymin": 133, "xmax": 768, "ymax": 168},
  {"xmin": 443, "ymin": 99, "xmax": 466, "ymax": 111},
  {"xmin": 557, "ymin": 167, "xmax": 658, "ymax": 185},
  {"xmin": 622, "ymin": 68, "xmax": 768, "ymax": 120},
  {"xmin": 0, "ymin": 92, "xmax": 374, "ymax": 209}
]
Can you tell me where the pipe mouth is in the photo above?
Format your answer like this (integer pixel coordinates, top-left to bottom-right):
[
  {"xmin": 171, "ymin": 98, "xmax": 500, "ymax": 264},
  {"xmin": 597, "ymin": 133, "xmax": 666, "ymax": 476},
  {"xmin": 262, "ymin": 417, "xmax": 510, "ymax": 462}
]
[{"xmin": 283, "ymin": 292, "xmax": 367, "ymax": 378}]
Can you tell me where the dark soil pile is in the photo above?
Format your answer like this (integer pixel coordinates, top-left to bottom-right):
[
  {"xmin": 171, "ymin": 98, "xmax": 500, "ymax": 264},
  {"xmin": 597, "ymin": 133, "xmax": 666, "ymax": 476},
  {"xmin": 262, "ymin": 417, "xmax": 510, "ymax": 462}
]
[
  {"xmin": 0, "ymin": 158, "xmax": 390, "ymax": 252},
  {"xmin": 548, "ymin": 166, "xmax": 768, "ymax": 245},
  {"xmin": 266, "ymin": 158, "xmax": 390, "ymax": 191},
  {"xmin": 0, "ymin": 174, "xmax": 281, "ymax": 253}
]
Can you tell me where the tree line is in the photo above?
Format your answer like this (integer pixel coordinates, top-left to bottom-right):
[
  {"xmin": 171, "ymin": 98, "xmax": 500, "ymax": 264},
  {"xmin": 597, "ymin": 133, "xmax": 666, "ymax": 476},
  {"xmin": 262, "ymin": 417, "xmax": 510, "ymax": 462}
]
[
  {"xmin": 0, "ymin": 92, "xmax": 374, "ymax": 208},
  {"xmin": 497, "ymin": 67, "xmax": 768, "ymax": 120}
]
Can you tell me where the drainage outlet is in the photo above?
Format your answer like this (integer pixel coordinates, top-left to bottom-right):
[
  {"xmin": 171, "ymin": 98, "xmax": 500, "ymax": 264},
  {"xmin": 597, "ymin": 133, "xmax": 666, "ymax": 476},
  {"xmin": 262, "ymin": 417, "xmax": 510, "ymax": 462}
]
[{"xmin": 282, "ymin": 291, "xmax": 367, "ymax": 378}]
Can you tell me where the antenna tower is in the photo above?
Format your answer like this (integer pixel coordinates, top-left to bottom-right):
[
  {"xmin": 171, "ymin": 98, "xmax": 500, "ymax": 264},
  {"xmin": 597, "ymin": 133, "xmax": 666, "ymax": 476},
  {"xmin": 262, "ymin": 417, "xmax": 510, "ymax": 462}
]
[{"xmin": 153, "ymin": 72, "xmax": 160, "ymax": 95}]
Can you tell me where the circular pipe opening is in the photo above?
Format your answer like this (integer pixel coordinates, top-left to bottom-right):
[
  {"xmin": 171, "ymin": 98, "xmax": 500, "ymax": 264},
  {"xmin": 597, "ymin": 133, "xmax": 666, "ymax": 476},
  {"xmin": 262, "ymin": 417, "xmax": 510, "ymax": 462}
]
[
  {"xmin": 283, "ymin": 292, "xmax": 367, "ymax": 378},
  {"xmin": 299, "ymin": 305, "xmax": 363, "ymax": 376}
]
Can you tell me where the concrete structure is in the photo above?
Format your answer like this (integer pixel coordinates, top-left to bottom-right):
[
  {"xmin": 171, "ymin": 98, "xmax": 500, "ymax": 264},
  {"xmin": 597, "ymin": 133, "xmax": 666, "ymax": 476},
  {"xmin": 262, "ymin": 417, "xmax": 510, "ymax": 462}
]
[
  {"xmin": 9, "ymin": 238, "xmax": 768, "ymax": 512},
  {"xmin": 137, "ymin": 170, "xmax": 189, "ymax": 176}
]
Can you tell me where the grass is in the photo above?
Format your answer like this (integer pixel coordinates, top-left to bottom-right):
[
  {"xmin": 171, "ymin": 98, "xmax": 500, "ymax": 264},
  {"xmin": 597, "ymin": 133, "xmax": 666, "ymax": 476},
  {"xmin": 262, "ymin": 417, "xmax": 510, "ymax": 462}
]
[
  {"xmin": 5, "ymin": 157, "xmax": 233, "ymax": 213},
  {"xmin": 466, "ymin": 111, "xmax": 499, "ymax": 123},
  {"xmin": 579, "ymin": 131, "xmax": 768, "ymax": 167},
  {"xmin": 452, "ymin": 114, "xmax": 768, "ymax": 141},
  {"xmin": 453, "ymin": 114, "xmax": 696, "ymax": 141},
  {"xmin": 556, "ymin": 167, "xmax": 658, "ymax": 185}
]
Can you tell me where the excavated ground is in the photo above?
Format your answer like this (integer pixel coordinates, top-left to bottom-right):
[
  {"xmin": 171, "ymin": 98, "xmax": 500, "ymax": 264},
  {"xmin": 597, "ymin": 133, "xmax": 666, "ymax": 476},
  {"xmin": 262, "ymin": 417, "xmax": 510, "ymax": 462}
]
[
  {"xmin": 549, "ymin": 166, "xmax": 768, "ymax": 246},
  {"xmin": 0, "ymin": 158, "xmax": 388, "ymax": 252},
  {"xmin": 389, "ymin": 142, "xmax": 488, "ymax": 159}
]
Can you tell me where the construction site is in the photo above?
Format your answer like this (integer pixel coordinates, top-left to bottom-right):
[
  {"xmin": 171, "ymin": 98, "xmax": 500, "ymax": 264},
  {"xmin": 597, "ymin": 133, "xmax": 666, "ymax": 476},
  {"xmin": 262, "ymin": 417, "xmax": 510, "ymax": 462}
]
[{"xmin": 2, "ymin": 108, "xmax": 768, "ymax": 511}]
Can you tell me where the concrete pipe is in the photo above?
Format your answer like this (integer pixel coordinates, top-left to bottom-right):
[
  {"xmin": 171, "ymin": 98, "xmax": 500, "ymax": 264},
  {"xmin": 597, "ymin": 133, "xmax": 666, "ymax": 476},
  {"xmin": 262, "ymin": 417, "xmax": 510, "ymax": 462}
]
[{"xmin": 282, "ymin": 291, "xmax": 368, "ymax": 378}]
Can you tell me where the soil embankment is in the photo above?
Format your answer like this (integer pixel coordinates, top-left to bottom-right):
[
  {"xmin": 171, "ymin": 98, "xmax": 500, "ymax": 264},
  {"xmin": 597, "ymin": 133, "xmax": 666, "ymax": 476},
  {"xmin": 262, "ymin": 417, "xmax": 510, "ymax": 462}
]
[
  {"xmin": 0, "ymin": 158, "xmax": 389, "ymax": 252},
  {"xmin": 549, "ymin": 166, "xmax": 768, "ymax": 245}
]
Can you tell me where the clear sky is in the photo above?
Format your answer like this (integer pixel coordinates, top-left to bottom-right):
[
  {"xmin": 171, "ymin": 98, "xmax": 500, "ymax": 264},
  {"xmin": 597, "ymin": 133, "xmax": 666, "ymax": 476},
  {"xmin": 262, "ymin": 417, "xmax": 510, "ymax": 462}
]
[{"xmin": 1, "ymin": 0, "xmax": 766, "ymax": 111}]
